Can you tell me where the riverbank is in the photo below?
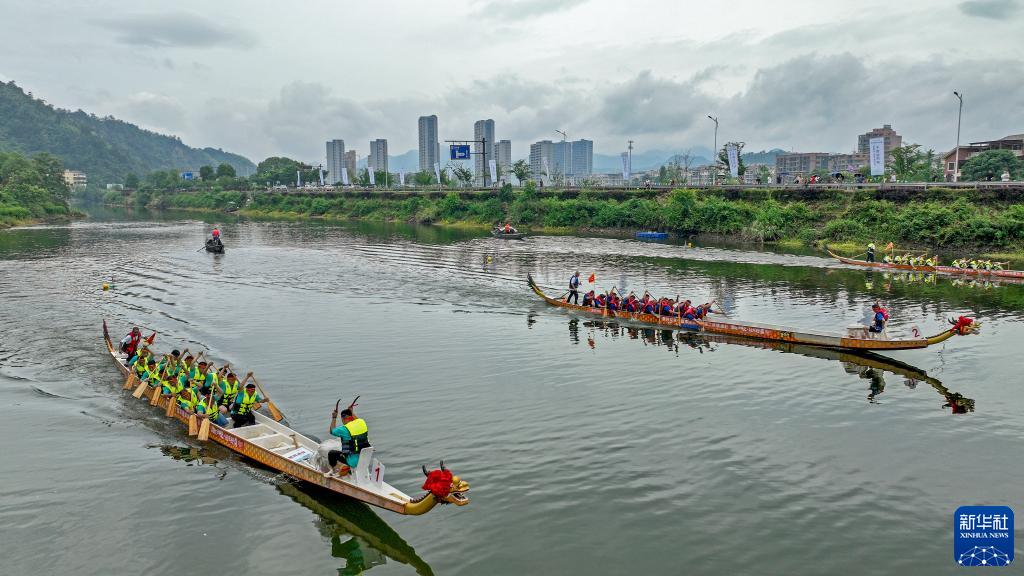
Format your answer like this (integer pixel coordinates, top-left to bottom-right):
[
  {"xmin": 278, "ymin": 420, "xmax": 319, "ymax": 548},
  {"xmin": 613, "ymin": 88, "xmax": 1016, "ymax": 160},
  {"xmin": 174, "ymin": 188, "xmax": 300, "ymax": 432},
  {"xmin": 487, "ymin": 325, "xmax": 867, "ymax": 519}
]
[{"xmin": 131, "ymin": 186, "xmax": 1024, "ymax": 255}]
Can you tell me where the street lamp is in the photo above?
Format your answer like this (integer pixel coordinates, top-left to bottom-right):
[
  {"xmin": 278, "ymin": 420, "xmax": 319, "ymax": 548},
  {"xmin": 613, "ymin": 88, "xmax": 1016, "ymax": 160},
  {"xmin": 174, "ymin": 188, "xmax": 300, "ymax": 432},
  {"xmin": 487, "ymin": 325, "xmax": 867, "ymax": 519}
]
[
  {"xmin": 707, "ymin": 115, "xmax": 719, "ymax": 185},
  {"xmin": 952, "ymin": 91, "xmax": 963, "ymax": 183}
]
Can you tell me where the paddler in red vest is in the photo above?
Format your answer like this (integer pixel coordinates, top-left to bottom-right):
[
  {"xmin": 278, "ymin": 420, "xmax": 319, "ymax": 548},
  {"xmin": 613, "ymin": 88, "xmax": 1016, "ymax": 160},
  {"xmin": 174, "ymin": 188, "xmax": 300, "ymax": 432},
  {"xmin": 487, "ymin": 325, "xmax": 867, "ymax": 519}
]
[
  {"xmin": 119, "ymin": 327, "xmax": 142, "ymax": 358},
  {"xmin": 581, "ymin": 290, "xmax": 595, "ymax": 307},
  {"xmin": 504, "ymin": 222, "xmax": 512, "ymax": 234},
  {"xmin": 327, "ymin": 407, "xmax": 370, "ymax": 477},
  {"xmin": 594, "ymin": 292, "xmax": 607, "ymax": 308},
  {"xmin": 868, "ymin": 303, "xmax": 888, "ymax": 335},
  {"xmin": 210, "ymin": 227, "xmax": 223, "ymax": 247}
]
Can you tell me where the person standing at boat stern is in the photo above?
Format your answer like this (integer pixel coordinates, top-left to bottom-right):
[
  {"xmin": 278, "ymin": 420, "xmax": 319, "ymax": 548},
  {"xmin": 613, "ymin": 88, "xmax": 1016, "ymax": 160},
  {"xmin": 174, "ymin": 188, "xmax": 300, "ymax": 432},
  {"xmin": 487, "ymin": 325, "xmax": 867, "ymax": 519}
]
[
  {"xmin": 230, "ymin": 381, "xmax": 264, "ymax": 428},
  {"xmin": 567, "ymin": 271, "xmax": 581, "ymax": 304},
  {"xmin": 327, "ymin": 409, "xmax": 370, "ymax": 477},
  {"xmin": 866, "ymin": 242, "xmax": 876, "ymax": 263}
]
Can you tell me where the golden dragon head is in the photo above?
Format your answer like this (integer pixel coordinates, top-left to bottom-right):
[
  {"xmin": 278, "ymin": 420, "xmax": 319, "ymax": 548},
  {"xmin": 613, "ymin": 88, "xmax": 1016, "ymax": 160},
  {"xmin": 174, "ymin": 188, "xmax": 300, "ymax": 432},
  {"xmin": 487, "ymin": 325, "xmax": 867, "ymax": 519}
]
[{"xmin": 421, "ymin": 461, "xmax": 470, "ymax": 506}]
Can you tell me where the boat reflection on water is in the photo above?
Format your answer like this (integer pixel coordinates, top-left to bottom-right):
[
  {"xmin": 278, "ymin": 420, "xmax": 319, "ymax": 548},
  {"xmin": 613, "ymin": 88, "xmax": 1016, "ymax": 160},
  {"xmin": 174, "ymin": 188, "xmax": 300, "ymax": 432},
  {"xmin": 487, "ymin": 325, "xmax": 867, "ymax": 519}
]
[
  {"xmin": 863, "ymin": 269, "xmax": 1021, "ymax": 290},
  {"xmin": 277, "ymin": 482, "xmax": 434, "ymax": 576},
  {"xmin": 573, "ymin": 319, "xmax": 975, "ymax": 414},
  {"xmin": 157, "ymin": 446, "xmax": 434, "ymax": 575}
]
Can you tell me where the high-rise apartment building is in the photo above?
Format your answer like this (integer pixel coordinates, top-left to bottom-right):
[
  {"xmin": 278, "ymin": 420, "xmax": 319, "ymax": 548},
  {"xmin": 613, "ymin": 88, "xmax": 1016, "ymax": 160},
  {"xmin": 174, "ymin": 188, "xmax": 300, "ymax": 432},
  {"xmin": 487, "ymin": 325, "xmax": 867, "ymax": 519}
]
[
  {"xmin": 368, "ymin": 139, "xmax": 388, "ymax": 172},
  {"xmin": 326, "ymin": 139, "xmax": 345, "ymax": 185},
  {"xmin": 473, "ymin": 119, "xmax": 495, "ymax": 185},
  {"xmin": 552, "ymin": 141, "xmax": 572, "ymax": 178},
  {"xmin": 418, "ymin": 115, "xmax": 439, "ymax": 172},
  {"xmin": 529, "ymin": 140, "xmax": 553, "ymax": 180},
  {"xmin": 344, "ymin": 150, "xmax": 357, "ymax": 182},
  {"xmin": 858, "ymin": 124, "xmax": 902, "ymax": 161},
  {"xmin": 570, "ymin": 139, "xmax": 593, "ymax": 176},
  {"xmin": 495, "ymin": 140, "xmax": 512, "ymax": 180}
]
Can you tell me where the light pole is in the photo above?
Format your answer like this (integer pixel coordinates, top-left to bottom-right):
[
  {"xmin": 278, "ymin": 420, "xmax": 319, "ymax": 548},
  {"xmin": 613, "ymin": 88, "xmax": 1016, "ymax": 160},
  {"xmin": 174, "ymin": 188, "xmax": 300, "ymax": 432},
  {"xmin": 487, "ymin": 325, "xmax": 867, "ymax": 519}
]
[
  {"xmin": 627, "ymin": 140, "xmax": 633, "ymax": 186},
  {"xmin": 952, "ymin": 91, "xmax": 963, "ymax": 183},
  {"xmin": 707, "ymin": 115, "xmax": 719, "ymax": 185}
]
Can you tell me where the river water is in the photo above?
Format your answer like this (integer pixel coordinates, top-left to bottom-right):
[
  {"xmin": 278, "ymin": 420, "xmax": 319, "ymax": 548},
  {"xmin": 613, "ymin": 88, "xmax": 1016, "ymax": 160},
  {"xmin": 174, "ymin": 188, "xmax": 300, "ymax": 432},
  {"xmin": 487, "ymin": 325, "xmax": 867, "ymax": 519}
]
[{"xmin": 1, "ymin": 208, "xmax": 1021, "ymax": 575}]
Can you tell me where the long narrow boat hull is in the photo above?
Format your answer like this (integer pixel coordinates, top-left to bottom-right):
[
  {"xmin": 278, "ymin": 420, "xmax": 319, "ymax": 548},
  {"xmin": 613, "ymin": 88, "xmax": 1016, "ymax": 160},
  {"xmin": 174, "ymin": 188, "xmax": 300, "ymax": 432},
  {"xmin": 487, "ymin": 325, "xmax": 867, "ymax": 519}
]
[
  {"xmin": 102, "ymin": 323, "xmax": 468, "ymax": 515},
  {"xmin": 527, "ymin": 274, "xmax": 976, "ymax": 351},
  {"xmin": 828, "ymin": 250, "xmax": 1024, "ymax": 279}
]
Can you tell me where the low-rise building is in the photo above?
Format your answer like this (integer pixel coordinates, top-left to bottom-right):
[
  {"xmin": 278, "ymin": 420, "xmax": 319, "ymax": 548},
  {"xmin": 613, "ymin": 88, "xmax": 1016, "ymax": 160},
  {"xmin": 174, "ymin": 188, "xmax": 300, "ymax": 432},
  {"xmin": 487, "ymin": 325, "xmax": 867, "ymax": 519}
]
[
  {"xmin": 63, "ymin": 169, "xmax": 87, "ymax": 188},
  {"xmin": 943, "ymin": 134, "xmax": 1024, "ymax": 180}
]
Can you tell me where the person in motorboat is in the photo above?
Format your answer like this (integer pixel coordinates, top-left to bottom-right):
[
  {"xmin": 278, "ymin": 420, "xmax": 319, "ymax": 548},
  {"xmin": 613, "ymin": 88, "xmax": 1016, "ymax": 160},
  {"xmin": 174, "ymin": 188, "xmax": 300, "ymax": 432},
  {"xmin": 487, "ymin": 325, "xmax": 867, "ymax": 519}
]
[
  {"xmin": 230, "ymin": 381, "xmax": 264, "ymax": 428},
  {"xmin": 326, "ymin": 408, "xmax": 370, "ymax": 477},
  {"xmin": 867, "ymin": 303, "xmax": 888, "ymax": 337},
  {"xmin": 210, "ymin": 228, "xmax": 223, "ymax": 246},
  {"xmin": 501, "ymin": 222, "xmax": 517, "ymax": 235}
]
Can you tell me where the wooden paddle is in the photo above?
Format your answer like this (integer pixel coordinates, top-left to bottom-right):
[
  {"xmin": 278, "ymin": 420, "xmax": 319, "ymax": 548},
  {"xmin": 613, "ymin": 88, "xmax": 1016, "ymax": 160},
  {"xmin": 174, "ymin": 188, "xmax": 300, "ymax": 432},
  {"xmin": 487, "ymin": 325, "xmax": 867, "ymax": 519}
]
[
  {"xmin": 149, "ymin": 355, "xmax": 170, "ymax": 405},
  {"xmin": 165, "ymin": 388, "xmax": 177, "ymax": 417},
  {"xmin": 249, "ymin": 375, "xmax": 284, "ymax": 422},
  {"xmin": 132, "ymin": 376, "xmax": 149, "ymax": 398},
  {"xmin": 123, "ymin": 370, "xmax": 137, "ymax": 390},
  {"xmin": 187, "ymin": 409, "xmax": 198, "ymax": 436},
  {"xmin": 197, "ymin": 388, "xmax": 215, "ymax": 442}
]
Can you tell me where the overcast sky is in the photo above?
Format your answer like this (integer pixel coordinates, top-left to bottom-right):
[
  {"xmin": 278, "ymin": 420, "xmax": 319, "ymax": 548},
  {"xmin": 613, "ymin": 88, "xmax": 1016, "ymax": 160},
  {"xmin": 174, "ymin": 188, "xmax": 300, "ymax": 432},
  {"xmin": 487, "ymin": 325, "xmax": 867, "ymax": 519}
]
[{"xmin": 2, "ymin": 0, "xmax": 1022, "ymax": 164}]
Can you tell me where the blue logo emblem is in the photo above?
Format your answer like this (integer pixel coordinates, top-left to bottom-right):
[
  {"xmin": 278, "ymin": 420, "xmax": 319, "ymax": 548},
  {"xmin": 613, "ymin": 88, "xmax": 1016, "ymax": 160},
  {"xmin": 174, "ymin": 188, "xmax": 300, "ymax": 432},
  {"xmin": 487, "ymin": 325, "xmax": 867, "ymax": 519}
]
[{"xmin": 954, "ymin": 506, "xmax": 1013, "ymax": 566}]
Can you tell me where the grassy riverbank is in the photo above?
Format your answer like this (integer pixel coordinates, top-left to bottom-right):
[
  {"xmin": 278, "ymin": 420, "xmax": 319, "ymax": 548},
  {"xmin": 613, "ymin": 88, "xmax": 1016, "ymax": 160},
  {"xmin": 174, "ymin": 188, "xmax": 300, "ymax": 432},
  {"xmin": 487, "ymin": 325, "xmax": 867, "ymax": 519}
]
[{"xmin": 149, "ymin": 185, "xmax": 1024, "ymax": 254}]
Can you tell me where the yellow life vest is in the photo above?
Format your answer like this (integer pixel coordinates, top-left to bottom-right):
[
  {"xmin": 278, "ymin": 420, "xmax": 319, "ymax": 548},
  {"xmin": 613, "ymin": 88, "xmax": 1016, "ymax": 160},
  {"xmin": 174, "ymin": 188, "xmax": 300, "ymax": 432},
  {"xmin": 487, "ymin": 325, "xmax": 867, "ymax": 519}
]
[
  {"xmin": 343, "ymin": 418, "xmax": 370, "ymax": 453},
  {"xmin": 177, "ymin": 393, "xmax": 196, "ymax": 411},
  {"xmin": 236, "ymin": 390, "xmax": 259, "ymax": 415},
  {"xmin": 221, "ymin": 378, "xmax": 238, "ymax": 405}
]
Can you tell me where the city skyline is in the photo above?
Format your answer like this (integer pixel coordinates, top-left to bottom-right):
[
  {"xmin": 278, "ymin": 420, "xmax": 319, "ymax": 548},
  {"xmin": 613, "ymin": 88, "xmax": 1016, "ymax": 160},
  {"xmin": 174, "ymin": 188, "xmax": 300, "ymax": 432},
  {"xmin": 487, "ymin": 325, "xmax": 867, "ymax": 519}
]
[{"xmin": 14, "ymin": 1, "xmax": 1019, "ymax": 164}]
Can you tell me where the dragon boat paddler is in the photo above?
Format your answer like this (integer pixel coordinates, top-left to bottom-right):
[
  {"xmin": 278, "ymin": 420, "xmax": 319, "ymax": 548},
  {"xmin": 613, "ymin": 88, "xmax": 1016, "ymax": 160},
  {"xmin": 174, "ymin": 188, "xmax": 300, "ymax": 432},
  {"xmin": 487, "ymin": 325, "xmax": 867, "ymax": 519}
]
[{"xmin": 327, "ymin": 406, "xmax": 370, "ymax": 477}]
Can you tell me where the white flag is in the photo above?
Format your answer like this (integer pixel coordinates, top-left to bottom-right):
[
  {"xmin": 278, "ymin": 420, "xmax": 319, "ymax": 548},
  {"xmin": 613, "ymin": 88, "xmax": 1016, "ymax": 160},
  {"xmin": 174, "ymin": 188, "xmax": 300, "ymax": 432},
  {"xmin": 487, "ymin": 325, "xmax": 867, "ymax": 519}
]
[
  {"xmin": 368, "ymin": 167, "xmax": 376, "ymax": 185},
  {"xmin": 488, "ymin": 159, "xmax": 497, "ymax": 185},
  {"xmin": 621, "ymin": 152, "xmax": 630, "ymax": 181},
  {"xmin": 399, "ymin": 171, "xmax": 405, "ymax": 186},
  {"xmin": 433, "ymin": 162, "xmax": 441, "ymax": 184},
  {"xmin": 296, "ymin": 170, "xmax": 301, "ymax": 187},
  {"xmin": 341, "ymin": 167, "xmax": 350, "ymax": 186},
  {"xmin": 869, "ymin": 137, "xmax": 885, "ymax": 176},
  {"xmin": 726, "ymin": 144, "xmax": 739, "ymax": 178}
]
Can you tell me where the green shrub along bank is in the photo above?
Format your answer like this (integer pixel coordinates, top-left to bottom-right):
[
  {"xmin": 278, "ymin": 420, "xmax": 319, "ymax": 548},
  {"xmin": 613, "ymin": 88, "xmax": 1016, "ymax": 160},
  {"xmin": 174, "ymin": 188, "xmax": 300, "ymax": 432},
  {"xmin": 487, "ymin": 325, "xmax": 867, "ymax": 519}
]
[
  {"xmin": 155, "ymin": 185, "xmax": 1024, "ymax": 251},
  {"xmin": 0, "ymin": 151, "xmax": 73, "ymax": 227}
]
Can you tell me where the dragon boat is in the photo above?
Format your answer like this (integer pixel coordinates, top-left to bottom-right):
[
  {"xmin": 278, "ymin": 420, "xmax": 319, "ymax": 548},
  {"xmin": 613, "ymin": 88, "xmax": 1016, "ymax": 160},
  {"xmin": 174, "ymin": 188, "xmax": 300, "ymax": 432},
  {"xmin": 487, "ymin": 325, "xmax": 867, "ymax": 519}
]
[
  {"xmin": 103, "ymin": 321, "xmax": 469, "ymax": 515},
  {"xmin": 828, "ymin": 249, "xmax": 1024, "ymax": 280},
  {"xmin": 527, "ymin": 274, "xmax": 980, "ymax": 352}
]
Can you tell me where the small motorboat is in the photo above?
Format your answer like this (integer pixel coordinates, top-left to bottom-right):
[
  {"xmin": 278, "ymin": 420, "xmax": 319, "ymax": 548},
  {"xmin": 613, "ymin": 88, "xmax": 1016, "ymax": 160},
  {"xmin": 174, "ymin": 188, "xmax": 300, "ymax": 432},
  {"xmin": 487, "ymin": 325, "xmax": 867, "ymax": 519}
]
[
  {"xmin": 205, "ymin": 239, "xmax": 225, "ymax": 254},
  {"xmin": 492, "ymin": 228, "xmax": 526, "ymax": 240},
  {"xmin": 636, "ymin": 231, "xmax": 668, "ymax": 240}
]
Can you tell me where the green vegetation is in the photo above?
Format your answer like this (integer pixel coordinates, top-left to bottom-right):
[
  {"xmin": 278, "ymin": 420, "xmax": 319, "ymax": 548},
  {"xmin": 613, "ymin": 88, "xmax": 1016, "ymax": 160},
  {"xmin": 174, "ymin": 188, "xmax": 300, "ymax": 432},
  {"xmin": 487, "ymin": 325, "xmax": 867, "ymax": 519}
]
[
  {"xmin": 151, "ymin": 183, "xmax": 1024, "ymax": 251},
  {"xmin": 0, "ymin": 81, "xmax": 254, "ymax": 185},
  {"xmin": 0, "ymin": 151, "xmax": 73, "ymax": 227},
  {"xmin": 959, "ymin": 150, "xmax": 1023, "ymax": 181}
]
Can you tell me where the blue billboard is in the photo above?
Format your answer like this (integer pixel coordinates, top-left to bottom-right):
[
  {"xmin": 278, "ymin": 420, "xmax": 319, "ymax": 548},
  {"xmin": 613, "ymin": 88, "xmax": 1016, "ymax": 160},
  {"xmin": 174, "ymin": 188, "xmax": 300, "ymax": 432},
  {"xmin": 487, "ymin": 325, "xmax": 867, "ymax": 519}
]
[{"xmin": 450, "ymin": 144, "xmax": 471, "ymax": 160}]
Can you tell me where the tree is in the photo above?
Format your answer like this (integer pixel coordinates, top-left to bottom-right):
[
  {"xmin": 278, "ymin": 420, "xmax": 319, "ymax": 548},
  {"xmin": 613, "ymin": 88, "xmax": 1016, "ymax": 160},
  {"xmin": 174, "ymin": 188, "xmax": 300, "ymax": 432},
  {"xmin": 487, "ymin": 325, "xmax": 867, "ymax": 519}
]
[
  {"xmin": 888, "ymin": 144, "xmax": 927, "ymax": 181},
  {"xmin": 448, "ymin": 162, "xmax": 473, "ymax": 187},
  {"xmin": 215, "ymin": 163, "xmax": 236, "ymax": 178},
  {"xmin": 413, "ymin": 170, "xmax": 435, "ymax": 186},
  {"xmin": 124, "ymin": 173, "xmax": 140, "ymax": 189},
  {"xmin": 718, "ymin": 142, "xmax": 746, "ymax": 177},
  {"xmin": 199, "ymin": 165, "xmax": 215, "ymax": 181},
  {"xmin": 510, "ymin": 159, "xmax": 531, "ymax": 185},
  {"xmin": 960, "ymin": 150, "xmax": 1022, "ymax": 181}
]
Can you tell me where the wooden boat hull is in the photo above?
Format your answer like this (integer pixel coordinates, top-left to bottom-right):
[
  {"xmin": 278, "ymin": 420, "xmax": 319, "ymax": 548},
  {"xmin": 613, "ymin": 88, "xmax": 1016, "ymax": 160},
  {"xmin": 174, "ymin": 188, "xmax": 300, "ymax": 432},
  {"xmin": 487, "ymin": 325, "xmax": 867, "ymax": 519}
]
[
  {"xmin": 828, "ymin": 250, "xmax": 1024, "ymax": 279},
  {"xmin": 102, "ymin": 323, "xmax": 467, "ymax": 515},
  {"xmin": 527, "ymin": 274, "xmax": 974, "ymax": 351}
]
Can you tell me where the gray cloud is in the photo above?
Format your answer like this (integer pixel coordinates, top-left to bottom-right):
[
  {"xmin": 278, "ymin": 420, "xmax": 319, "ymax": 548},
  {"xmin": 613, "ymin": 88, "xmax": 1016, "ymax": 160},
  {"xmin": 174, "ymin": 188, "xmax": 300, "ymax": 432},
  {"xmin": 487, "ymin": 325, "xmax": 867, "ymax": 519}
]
[
  {"xmin": 473, "ymin": 0, "xmax": 590, "ymax": 20},
  {"xmin": 93, "ymin": 12, "xmax": 256, "ymax": 48},
  {"xmin": 958, "ymin": 0, "xmax": 1021, "ymax": 18}
]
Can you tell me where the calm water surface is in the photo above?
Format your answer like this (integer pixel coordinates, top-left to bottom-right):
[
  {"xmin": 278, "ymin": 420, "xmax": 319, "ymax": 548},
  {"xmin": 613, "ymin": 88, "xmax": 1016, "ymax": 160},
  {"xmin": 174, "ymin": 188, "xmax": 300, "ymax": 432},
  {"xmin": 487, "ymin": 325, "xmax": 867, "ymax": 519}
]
[{"xmin": 1, "ymin": 208, "xmax": 1021, "ymax": 575}]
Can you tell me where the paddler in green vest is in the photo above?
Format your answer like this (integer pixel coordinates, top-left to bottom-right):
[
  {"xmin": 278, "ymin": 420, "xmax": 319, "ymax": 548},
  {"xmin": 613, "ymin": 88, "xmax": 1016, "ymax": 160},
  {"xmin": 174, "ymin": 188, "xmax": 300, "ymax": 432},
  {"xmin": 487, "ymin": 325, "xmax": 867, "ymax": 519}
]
[
  {"xmin": 194, "ymin": 389, "xmax": 227, "ymax": 426},
  {"xmin": 177, "ymin": 387, "xmax": 198, "ymax": 411},
  {"xmin": 229, "ymin": 381, "xmax": 264, "ymax": 428},
  {"xmin": 128, "ymin": 348, "xmax": 151, "ymax": 378},
  {"xmin": 326, "ymin": 408, "xmax": 370, "ymax": 477}
]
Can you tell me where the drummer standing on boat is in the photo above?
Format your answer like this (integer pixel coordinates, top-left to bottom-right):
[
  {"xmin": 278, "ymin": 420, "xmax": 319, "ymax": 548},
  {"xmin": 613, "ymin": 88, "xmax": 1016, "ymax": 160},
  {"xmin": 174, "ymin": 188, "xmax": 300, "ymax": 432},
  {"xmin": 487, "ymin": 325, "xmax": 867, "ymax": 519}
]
[
  {"xmin": 567, "ymin": 271, "xmax": 581, "ymax": 304},
  {"xmin": 866, "ymin": 242, "xmax": 876, "ymax": 262}
]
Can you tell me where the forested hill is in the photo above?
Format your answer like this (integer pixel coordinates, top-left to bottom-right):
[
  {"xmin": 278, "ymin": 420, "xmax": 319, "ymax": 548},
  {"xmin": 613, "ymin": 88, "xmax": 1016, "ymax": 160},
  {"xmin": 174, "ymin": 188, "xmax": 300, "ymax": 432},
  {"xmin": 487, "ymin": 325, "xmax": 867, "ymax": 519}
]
[{"xmin": 0, "ymin": 81, "xmax": 255, "ymax": 185}]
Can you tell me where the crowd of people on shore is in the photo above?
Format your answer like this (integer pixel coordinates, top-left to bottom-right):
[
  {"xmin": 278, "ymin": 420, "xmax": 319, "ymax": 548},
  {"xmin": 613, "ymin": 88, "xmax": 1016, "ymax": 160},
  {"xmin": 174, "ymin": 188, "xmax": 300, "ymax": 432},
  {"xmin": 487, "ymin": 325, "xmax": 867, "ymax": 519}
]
[{"xmin": 565, "ymin": 271, "xmax": 720, "ymax": 321}]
